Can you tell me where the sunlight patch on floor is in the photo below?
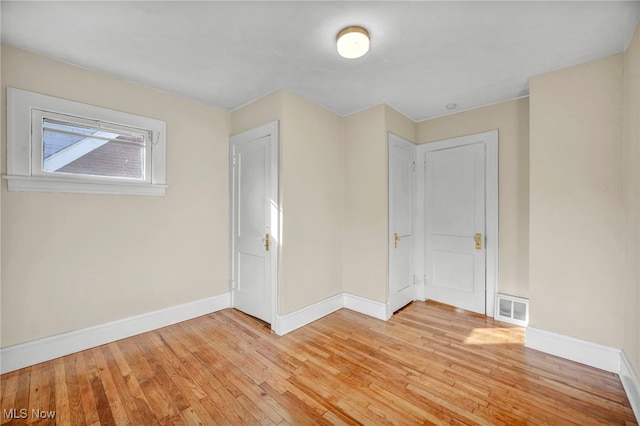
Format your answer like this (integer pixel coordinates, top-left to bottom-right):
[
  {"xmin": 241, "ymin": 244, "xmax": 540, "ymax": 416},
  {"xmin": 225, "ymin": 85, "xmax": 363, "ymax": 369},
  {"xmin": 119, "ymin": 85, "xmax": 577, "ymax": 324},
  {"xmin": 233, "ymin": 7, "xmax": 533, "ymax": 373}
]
[{"xmin": 463, "ymin": 327, "xmax": 525, "ymax": 345}]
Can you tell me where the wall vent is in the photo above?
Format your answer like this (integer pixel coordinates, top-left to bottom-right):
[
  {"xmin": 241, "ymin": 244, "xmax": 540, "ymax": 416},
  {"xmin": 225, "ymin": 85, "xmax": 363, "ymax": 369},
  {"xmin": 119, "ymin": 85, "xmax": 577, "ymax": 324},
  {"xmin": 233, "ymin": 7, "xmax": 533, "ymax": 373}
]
[{"xmin": 495, "ymin": 294, "xmax": 529, "ymax": 327}]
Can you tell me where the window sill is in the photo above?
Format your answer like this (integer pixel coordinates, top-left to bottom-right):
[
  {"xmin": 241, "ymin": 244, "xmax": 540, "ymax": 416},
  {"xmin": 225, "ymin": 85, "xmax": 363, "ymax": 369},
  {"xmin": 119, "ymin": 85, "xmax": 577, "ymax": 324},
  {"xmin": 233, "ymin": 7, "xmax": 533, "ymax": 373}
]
[{"xmin": 3, "ymin": 175, "xmax": 168, "ymax": 196}]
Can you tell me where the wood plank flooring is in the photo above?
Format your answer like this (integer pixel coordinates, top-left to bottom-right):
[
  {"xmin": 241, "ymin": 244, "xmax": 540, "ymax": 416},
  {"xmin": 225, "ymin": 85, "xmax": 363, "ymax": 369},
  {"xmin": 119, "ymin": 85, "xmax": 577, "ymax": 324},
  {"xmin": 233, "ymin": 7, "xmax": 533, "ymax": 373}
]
[{"xmin": 1, "ymin": 301, "xmax": 637, "ymax": 425}]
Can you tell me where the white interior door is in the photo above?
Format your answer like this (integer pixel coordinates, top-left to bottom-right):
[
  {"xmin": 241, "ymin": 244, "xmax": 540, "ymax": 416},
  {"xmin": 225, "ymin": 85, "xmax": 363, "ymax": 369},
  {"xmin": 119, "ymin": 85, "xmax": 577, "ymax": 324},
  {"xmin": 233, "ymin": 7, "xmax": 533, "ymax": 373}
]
[
  {"xmin": 389, "ymin": 133, "xmax": 416, "ymax": 313},
  {"xmin": 231, "ymin": 122, "xmax": 278, "ymax": 325},
  {"xmin": 424, "ymin": 142, "xmax": 486, "ymax": 314}
]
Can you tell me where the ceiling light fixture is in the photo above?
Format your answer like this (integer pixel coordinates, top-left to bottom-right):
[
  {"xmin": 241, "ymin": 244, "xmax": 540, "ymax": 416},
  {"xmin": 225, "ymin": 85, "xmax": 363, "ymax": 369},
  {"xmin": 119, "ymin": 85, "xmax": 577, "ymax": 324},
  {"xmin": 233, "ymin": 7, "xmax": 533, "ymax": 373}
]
[{"xmin": 336, "ymin": 26, "xmax": 370, "ymax": 59}]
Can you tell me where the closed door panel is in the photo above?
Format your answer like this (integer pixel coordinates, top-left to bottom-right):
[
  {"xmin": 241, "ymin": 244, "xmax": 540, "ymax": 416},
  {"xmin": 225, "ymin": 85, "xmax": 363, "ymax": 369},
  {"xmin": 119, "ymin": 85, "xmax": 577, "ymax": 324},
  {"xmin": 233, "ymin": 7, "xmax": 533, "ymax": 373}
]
[
  {"xmin": 237, "ymin": 143, "xmax": 266, "ymax": 239},
  {"xmin": 425, "ymin": 142, "xmax": 485, "ymax": 314},
  {"xmin": 389, "ymin": 134, "xmax": 416, "ymax": 313},
  {"xmin": 232, "ymin": 133, "xmax": 272, "ymax": 324}
]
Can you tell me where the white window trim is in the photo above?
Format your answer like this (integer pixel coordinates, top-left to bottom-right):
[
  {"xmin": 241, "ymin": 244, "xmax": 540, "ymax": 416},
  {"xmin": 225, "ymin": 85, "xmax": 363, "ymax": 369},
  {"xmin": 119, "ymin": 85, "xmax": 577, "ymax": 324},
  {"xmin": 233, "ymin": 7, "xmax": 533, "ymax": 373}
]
[{"xmin": 4, "ymin": 87, "xmax": 168, "ymax": 196}]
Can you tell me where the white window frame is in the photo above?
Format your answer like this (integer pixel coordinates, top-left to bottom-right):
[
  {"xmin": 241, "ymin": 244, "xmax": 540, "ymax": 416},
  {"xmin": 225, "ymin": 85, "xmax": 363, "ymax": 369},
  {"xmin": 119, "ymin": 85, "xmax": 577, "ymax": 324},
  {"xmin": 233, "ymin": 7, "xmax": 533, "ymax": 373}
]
[{"xmin": 5, "ymin": 87, "xmax": 167, "ymax": 196}]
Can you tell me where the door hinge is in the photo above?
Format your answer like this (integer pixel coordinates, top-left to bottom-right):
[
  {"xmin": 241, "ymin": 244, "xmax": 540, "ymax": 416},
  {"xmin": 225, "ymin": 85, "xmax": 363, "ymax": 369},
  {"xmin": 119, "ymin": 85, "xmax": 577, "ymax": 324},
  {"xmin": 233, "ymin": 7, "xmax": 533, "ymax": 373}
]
[
  {"xmin": 413, "ymin": 275, "xmax": 416, "ymax": 285},
  {"xmin": 412, "ymin": 161, "xmax": 416, "ymax": 172},
  {"xmin": 232, "ymin": 155, "xmax": 237, "ymax": 166}
]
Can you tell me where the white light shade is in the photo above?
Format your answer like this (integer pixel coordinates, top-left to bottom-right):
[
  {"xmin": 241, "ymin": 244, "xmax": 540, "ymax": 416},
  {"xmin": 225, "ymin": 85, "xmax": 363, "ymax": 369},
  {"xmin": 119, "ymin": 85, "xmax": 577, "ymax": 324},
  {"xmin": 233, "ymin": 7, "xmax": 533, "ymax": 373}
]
[{"xmin": 336, "ymin": 26, "xmax": 370, "ymax": 59}]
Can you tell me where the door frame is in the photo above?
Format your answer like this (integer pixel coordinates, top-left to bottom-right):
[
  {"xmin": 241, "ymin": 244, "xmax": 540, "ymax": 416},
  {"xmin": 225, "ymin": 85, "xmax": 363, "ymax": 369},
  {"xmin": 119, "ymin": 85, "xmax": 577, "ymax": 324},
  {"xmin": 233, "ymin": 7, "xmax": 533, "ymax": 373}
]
[
  {"xmin": 387, "ymin": 132, "xmax": 417, "ymax": 313},
  {"xmin": 416, "ymin": 130, "xmax": 498, "ymax": 317},
  {"xmin": 229, "ymin": 121, "xmax": 280, "ymax": 328}
]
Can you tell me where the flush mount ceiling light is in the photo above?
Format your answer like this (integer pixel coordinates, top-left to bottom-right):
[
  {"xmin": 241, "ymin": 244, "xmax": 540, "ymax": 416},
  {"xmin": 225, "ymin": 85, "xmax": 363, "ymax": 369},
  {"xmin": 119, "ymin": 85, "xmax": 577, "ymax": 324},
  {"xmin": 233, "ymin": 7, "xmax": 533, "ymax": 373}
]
[{"xmin": 336, "ymin": 26, "xmax": 370, "ymax": 59}]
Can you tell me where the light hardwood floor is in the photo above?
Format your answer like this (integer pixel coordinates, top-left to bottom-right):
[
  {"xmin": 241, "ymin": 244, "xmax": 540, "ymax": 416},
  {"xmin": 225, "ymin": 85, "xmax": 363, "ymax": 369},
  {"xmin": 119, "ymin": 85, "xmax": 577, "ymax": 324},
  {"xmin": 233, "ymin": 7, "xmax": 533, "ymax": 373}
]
[{"xmin": 1, "ymin": 301, "xmax": 637, "ymax": 425}]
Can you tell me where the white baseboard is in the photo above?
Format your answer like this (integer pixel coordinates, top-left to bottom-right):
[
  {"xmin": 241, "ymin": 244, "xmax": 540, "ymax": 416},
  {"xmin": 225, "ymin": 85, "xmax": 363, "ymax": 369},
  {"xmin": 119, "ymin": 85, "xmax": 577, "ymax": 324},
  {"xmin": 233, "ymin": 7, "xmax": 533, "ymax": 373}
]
[
  {"xmin": 525, "ymin": 327, "xmax": 640, "ymax": 423},
  {"xmin": 344, "ymin": 293, "xmax": 391, "ymax": 320},
  {"xmin": 3, "ymin": 293, "xmax": 638, "ymax": 424},
  {"xmin": 620, "ymin": 350, "xmax": 640, "ymax": 422},
  {"xmin": 525, "ymin": 327, "xmax": 621, "ymax": 373},
  {"xmin": 274, "ymin": 293, "xmax": 344, "ymax": 336},
  {"xmin": 0, "ymin": 293, "xmax": 231, "ymax": 374},
  {"xmin": 273, "ymin": 293, "xmax": 393, "ymax": 335},
  {"xmin": 1, "ymin": 291, "xmax": 389, "ymax": 373}
]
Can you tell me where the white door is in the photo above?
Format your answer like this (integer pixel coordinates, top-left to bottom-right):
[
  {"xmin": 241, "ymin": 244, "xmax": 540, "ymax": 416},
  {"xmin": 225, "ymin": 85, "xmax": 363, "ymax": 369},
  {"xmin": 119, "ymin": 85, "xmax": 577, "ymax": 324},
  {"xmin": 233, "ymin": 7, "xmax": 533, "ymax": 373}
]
[
  {"xmin": 424, "ymin": 142, "xmax": 486, "ymax": 314},
  {"xmin": 230, "ymin": 122, "xmax": 278, "ymax": 325},
  {"xmin": 388, "ymin": 133, "xmax": 416, "ymax": 313}
]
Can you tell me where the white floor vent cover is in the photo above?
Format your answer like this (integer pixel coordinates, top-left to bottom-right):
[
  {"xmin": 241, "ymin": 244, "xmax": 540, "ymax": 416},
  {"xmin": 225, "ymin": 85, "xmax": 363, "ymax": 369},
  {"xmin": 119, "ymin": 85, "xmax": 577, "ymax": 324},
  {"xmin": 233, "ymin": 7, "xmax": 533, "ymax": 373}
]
[{"xmin": 495, "ymin": 294, "xmax": 529, "ymax": 327}]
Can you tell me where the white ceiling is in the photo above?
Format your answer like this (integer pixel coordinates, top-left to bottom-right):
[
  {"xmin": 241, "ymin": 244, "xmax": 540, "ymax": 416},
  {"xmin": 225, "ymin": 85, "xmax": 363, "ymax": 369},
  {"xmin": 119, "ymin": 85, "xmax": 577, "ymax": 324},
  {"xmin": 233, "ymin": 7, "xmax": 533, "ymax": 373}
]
[{"xmin": 2, "ymin": 1, "xmax": 639, "ymax": 121}]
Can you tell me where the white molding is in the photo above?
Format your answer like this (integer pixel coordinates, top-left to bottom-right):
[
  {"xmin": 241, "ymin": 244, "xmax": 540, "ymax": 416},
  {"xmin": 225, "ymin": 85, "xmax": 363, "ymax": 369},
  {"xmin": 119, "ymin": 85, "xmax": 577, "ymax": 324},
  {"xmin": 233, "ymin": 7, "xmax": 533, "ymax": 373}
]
[
  {"xmin": 525, "ymin": 327, "xmax": 621, "ymax": 373},
  {"xmin": 3, "ymin": 175, "xmax": 168, "ymax": 196},
  {"xmin": 274, "ymin": 294, "xmax": 344, "ymax": 336},
  {"xmin": 274, "ymin": 293, "xmax": 394, "ymax": 336},
  {"xmin": 414, "ymin": 283, "xmax": 426, "ymax": 302},
  {"xmin": 484, "ymin": 130, "xmax": 499, "ymax": 317},
  {"xmin": 526, "ymin": 328, "xmax": 640, "ymax": 422},
  {"xmin": 0, "ymin": 293, "xmax": 231, "ymax": 374},
  {"xmin": 620, "ymin": 351, "xmax": 640, "ymax": 422},
  {"xmin": 0, "ymin": 292, "xmax": 389, "ymax": 373},
  {"xmin": 344, "ymin": 293, "xmax": 391, "ymax": 320},
  {"xmin": 4, "ymin": 291, "xmax": 637, "ymax": 424}
]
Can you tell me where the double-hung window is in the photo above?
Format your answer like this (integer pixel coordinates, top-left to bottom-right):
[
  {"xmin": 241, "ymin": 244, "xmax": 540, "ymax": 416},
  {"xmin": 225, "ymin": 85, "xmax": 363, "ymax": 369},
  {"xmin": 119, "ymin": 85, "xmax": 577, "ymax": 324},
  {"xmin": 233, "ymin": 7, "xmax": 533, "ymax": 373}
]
[{"xmin": 5, "ymin": 87, "xmax": 167, "ymax": 195}]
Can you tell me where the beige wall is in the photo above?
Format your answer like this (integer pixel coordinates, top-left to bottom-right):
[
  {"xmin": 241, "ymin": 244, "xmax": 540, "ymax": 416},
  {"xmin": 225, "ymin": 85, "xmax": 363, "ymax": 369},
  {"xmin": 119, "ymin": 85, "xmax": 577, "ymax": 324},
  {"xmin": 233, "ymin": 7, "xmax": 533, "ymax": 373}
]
[
  {"xmin": 529, "ymin": 54, "xmax": 625, "ymax": 348},
  {"xmin": 343, "ymin": 106, "xmax": 387, "ymax": 302},
  {"xmin": 231, "ymin": 91, "xmax": 345, "ymax": 315},
  {"xmin": 623, "ymin": 23, "xmax": 640, "ymax": 373},
  {"xmin": 230, "ymin": 90, "xmax": 283, "ymax": 135},
  {"xmin": 342, "ymin": 105, "xmax": 417, "ymax": 303},
  {"xmin": 416, "ymin": 98, "xmax": 530, "ymax": 298},
  {"xmin": 235, "ymin": 94, "xmax": 528, "ymax": 311},
  {"xmin": 385, "ymin": 105, "xmax": 417, "ymax": 143},
  {"xmin": 236, "ymin": 94, "xmax": 529, "ymax": 314},
  {"xmin": 278, "ymin": 91, "xmax": 344, "ymax": 314},
  {"xmin": 1, "ymin": 45, "xmax": 231, "ymax": 347}
]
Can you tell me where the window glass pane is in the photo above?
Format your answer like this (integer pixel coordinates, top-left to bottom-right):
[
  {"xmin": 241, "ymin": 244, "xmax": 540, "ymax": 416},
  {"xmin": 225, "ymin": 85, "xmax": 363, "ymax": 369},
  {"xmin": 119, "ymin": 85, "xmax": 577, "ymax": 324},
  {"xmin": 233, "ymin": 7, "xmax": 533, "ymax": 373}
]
[
  {"xmin": 42, "ymin": 118, "xmax": 146, "ymax": 180},
  {"xmin": 43, "ymin": 121, "xmax": 97, "ymax": 157}
]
